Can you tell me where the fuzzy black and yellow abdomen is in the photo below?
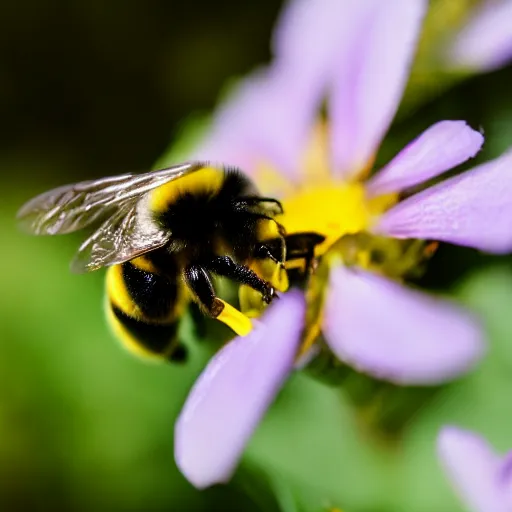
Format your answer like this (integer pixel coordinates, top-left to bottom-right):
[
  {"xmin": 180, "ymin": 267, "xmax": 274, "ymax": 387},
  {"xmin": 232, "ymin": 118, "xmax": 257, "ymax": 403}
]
[{"xmin": 105, "ymin": 256, "xmax": 188, "ymax": 362}]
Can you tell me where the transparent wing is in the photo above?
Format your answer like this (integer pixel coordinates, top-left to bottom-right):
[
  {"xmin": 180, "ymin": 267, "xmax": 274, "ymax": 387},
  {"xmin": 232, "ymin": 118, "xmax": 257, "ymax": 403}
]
[
  {"xmin": 70, "ymin": 202, "xmax": 171, "ymax": 273},
  {"xmin": 17, "ymin": 162, "xmax": 201, "ymax": 235}
]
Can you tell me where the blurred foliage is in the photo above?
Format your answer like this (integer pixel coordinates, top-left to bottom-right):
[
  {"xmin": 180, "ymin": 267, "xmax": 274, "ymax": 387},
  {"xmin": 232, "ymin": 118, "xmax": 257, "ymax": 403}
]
[
  {"xmin": 2, "ymin": 0, "xmax": 512, "ymax": 511},
  {"xmin": 0, "ymin": 0, "xmax": 282, "ymax": 181},
  {"xmin": 400, "ymin": 0, "xmax": 482, "ymax": 114}
]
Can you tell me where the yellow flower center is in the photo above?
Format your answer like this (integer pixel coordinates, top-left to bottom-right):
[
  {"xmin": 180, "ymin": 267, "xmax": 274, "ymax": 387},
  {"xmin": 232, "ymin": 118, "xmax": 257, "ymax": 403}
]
[
  {"xmin": 254, "ymin": 122, "xmax": 398, "ymax": 261},
  {"xmin": 278, "ymin": 183, "xmax": 373, "ymax": 354},
  {"xmin": 278, "ymin": 183, "xmax": 370, "ymax": 256},
  {"xmin": 248, "ymin": 122, "xmax": 436, "ymax": 355},
  {"xmin": 277, "ymin": 183, "xmax": 397, "ymax": 259}
]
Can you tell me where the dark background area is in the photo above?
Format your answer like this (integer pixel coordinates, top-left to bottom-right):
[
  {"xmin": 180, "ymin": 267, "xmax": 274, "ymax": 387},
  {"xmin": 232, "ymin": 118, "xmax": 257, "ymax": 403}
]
[{"xmin": 0, "ymin": 0, "xmax": 282, "ymax": 181}]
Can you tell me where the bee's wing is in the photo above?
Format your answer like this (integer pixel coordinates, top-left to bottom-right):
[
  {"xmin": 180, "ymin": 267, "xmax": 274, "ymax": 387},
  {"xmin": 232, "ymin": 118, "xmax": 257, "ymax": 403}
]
[
  {"xmin": 70, "ymin": 200, "xmax": 171, "ymax": 273},
  {"xmin": 17, "ymin": 162, "xmax": 201, "ymax": 235}
]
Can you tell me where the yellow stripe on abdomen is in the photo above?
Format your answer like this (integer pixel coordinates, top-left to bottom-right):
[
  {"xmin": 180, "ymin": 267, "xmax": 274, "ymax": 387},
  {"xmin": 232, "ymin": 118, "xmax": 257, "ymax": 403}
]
[
  {"xmin": 106, "ymin": 264, "xmax": 141, "ymax": 318},
  {"xmin": 105, "ymin": 301, "xmax": 162, "ymax": 360}
]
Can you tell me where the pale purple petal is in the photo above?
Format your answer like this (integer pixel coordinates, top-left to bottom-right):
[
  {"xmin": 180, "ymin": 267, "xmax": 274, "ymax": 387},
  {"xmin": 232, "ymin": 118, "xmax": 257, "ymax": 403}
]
[
  {"xmin": 329, "ymin": 0, "xmax": 427, "ymax": 178},
  {"xmin": 273, "ymin": 0, "xmax": 368, "ymax": 101},
  {"xmin": 194, "ymin": 0, "xmax": 360, "ymax": 179},
  {"xmin": 447, "ymin": 0, "xmax": 512, "ymax": 72},
  {"xmin": 501, "ymin": 452, "xmax": 512, "ymax": 507},
  {"xmin": 438, "ymin": 427, "xmax": 509, "ymax": 512},
  {"xmin": 191, "ymin": 68, "xmax": 310, "ymax": 180},
  {"xmin": 366, "ymin": 121, "xmax": 484, "ymax": 196},
  {"xmin": 376, "ymin": 148, "xmax": 512, "ymax": 254},
  {"xmin": 174, "ymin": 291, "xmax": 305, "ymax": 489},
  {"xmin": 322, "ymin": 266, "xmax": 484, "ymax": 385}
]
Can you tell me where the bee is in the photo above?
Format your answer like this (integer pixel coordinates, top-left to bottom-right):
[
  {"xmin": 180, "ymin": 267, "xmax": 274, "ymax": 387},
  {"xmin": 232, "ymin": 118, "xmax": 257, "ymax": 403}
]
[{"xmin": 17, "ymin": 162, "xmax": 292, "ymax": 362}]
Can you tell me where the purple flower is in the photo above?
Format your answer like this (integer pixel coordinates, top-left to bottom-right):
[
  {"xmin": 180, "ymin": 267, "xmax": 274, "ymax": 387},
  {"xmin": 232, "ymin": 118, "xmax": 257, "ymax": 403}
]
[
  {"xmin": 438, "ymin": 426, "xmax": 512, "ymax": 512},
  {"xmin": 174, "ymin": 0, "xmax": 512, "ymax": 487},
  {"xmin": 175, "ymin": 291, "xmax": 305, "ymax": 488}
]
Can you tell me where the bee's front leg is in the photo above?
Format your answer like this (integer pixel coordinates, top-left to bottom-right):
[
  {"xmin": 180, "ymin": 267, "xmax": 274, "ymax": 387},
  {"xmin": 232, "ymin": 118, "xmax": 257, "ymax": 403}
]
[
  {"xmin": 203, "ymin": 255, "xmax": 277, "ymax": 304},
  {"xmin": 183, "ymin": 263, "xmax": 253, "ymax": 336}
]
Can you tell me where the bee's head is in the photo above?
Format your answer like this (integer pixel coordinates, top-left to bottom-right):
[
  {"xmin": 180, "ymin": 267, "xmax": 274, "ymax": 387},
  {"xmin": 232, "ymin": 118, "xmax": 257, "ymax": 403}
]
[{"xmin": 155, "ymin": 168, "xmax": 284, "ymax": 263}]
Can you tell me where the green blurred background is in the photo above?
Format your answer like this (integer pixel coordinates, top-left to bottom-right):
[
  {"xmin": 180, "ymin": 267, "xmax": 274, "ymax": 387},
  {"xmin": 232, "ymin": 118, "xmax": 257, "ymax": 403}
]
[{"xmin": 2, "ymin": 1, "xmax": 512, "ymax": 511}]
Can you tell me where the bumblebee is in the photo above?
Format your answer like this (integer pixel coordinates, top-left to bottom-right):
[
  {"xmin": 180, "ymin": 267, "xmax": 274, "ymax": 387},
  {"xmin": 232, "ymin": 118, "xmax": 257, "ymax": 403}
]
[{"xmin": 17, "ymin": 163, "xmax": 293, "ymax": 362}]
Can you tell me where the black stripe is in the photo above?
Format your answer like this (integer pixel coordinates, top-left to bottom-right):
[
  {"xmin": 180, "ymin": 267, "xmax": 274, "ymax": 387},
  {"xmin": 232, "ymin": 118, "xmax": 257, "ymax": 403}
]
[
  {"xmin": 112, "ymin": 305, "xmax": 179, "ymax": 356},
  {"xmin": 121, "ymin": 261, "xmax": 177, "ymax": 319}
]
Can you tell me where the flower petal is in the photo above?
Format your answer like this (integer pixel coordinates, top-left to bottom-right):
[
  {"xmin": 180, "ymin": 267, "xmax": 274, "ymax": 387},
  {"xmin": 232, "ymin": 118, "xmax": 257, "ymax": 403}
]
[
  {"xmin": 376, "ymin": 148, "xmax": 512, "ymax": 254},
  {"xmin": 322, "ymin": 266, "xmax": 484, "ymax": 385},
  {"xmin": 446, "ymin": 0, "xmax": 512, "ymax": 72},
  {"xmin": 194, "ymin": 0, "xmax": 355, "ymax": 179},
  {"xmin": 438, "ymin": 427, "xmax": 507, "ymax": 512},
  {"xmin": 174, "ymin": 291, "xmax": 305, "ymax": 489},
  {"xmin": 501, "ymin": 451, "xmax": 512, "ymax": 507},
  {"xmin": 329, "ymin": 0, "xmax": 427, "ymax": 178},
  {"xmin": 273, "ymin": 0, "xmax": 367, "ymax": 95},
  {"xmin": 192, "ymin": 68, "xmax": 311, "ymax": 180},
  {"xmin": 366, "ymin": 121, "xmax": 484, "ymax": 196}
]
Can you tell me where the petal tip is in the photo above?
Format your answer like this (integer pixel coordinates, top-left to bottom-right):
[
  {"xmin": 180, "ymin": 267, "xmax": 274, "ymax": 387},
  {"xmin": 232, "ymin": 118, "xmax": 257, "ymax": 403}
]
[
  {"xmin": 174, "ymin": 446, "xmax": 233, "ymax": 490},
  {"xmin": 460, "ymin": 121, "xmax": 485, "ymax": 158},
  {"xmin": 323, "ymin": 267, "xmax": 485, "ymax": 385},
  {"xmin": 367, "ymin": 120, "xmax": 485, "ymax": 196},
  {"xmin": 437, "ymin": 425, "xmax": 466, "ymax": 452},
  {"xmin": 376, "ymin": 146, "xmax": 512, "ymax": 253}
]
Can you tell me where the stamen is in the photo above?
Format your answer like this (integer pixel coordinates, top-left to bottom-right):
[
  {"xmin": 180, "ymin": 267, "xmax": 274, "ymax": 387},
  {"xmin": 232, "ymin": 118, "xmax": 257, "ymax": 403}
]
[{"xmin": 216, "ymin": 299, "xmax": 253, "ymax": 336}]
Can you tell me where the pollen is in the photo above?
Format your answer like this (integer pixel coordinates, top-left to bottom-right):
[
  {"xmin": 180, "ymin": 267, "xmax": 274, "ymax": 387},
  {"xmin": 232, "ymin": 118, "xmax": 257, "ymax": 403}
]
[{"xmin": 278, "ymin": 182, "xmax": 374, "ymax": 257}]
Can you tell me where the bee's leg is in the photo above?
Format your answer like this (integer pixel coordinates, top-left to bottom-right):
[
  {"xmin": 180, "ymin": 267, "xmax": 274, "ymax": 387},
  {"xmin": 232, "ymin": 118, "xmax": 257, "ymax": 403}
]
[
  {"xmin": 255, "ymin": 237, "xmax": 286, "ymax": 265},
  {"xmin": 203, "ymin": 255, "xmax": 277, "ymax": 304},
  {"xmin": 183, "ymin": 264, "xmax": 253, "ymax": 336}
]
